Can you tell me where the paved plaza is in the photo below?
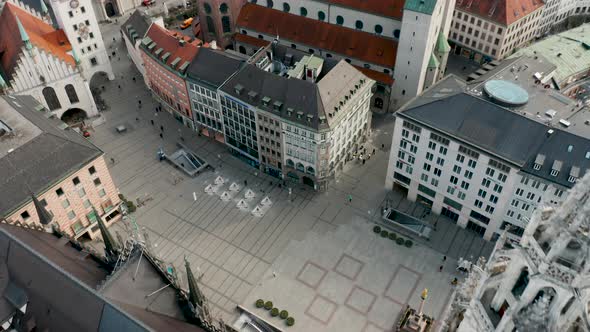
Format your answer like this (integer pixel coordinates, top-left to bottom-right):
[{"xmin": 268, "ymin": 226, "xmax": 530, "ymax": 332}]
[{"xmin": 85, "ymin": 18, "xmax": 489, "ymax": 330}]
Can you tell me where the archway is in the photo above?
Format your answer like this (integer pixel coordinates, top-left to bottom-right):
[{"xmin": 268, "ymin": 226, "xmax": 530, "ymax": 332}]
[
  {"xmin": 42, "ymin": 86, "xmax": 61, "ymax": 111},
  {"xmin": 104, "ymin": 1, "xmax": 118, "ymax": 17},
  {"xmin": 302, "ymin": 176, "xmax": 314, "ymax": 187},
  {"xmin": 89, "ymin": 71, "xmax": 111, "ymax": 111},
  {"xmin": 61, "ymin": 108, "xmax": 88, "ymax": 126},
  {"xmin": 239, "ymin": 46, "xmax": 246, "ymax": 54},
  {"xmin": 225, "ymin": 44, "xmax": 234, "ymax": 50}
]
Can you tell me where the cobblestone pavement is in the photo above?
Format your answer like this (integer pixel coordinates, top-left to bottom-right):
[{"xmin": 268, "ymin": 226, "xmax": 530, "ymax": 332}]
[{"xmin": 89, "ymin": 20, "xmax": 479, "ymax": 330}]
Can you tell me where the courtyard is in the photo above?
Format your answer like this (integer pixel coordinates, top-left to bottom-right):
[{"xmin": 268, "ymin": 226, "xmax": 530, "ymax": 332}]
[{"xmin": 86, "ymin": 17, "xmax": 490, "ymax": 331}]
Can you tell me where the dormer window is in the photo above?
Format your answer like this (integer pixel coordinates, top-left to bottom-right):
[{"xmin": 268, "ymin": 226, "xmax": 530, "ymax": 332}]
[
  {"xmin": 319, "ymin": 116, "xmax": 326, "ymax": 124},
  {"xmin": 568, "ymin": 175, "xmax": 577, "ymax": 183},
  {"xmin": 286, "ymin": 107, "xmax": 293, "ymax": 116},
  {"xmin": 550, "ymin": 160, "xmax": 562, "ymax": 177},
  {"xmin": 533, "ymin": 154, "xmax": 545, "ymax": 171},
  {"xmin": 568, "ymin": 166, "xmax": 580, "ymax": 183},
  {"xmin": 235, "ymin": 84, "xmax": 244, "ymax": 95},
  {"xmin": 296, "ymin": 111, "xmax": 303, "ymax": 119},
  {"xmin": 273, "ymin": 101, "xmax": 283, "ymax": 111},
  {"xmin": 262, "ymin": 96, "xmax": 271, "ymax": 106}
]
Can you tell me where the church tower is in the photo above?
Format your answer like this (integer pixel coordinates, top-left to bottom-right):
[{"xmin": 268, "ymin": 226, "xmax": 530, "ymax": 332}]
[{"xmin": 48, "ymin": 0, "xmax": 114, "ymax": 82}]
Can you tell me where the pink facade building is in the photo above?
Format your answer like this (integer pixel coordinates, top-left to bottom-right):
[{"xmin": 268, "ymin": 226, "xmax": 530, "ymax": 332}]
[
  {"xmin": 0, "ymin": 95, "xmax": 121, "ymax": 239},
  {"xmin": 197, "ymin": 0, "xmax": 247, "ymax": 49},
  {"xmin": 140, "ymin": 24, "xmax": 202, "ymax": 129}
]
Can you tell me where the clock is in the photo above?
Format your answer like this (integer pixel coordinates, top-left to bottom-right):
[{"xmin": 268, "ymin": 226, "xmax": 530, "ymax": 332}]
[
  {"xmin": 69, "ymin": 0, "xmax": 79, "ymax": 9},
  {"xmin": 78, "ymin": 23, "xmax": 90, "ymax": 39}
]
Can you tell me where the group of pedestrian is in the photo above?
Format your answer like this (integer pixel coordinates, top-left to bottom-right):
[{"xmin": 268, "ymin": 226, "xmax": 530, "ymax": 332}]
[{"xmin": 438, "ymin": 255, "xmax": 459, "ymax": 286}]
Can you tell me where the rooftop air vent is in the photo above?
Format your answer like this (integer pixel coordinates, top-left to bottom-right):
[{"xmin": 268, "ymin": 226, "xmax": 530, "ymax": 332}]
[{"xmin": 234, "ymin": 84, "xmax": 244, "ymax": 95}]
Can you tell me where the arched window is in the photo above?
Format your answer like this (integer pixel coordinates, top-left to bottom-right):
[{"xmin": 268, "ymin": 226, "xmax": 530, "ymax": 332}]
[
  {"xmin": 287, "ymin": 159, "xmax": 294, "ymax": 167},
  {"xmin": 393, "ymin": 29, "xmax": 401, "ymax": 38},
  {"xmin": 219, "ymin": 3, "xmax": 228, "ymax": 13},
  {"xmin": 345, "ymin": 58, "xmax": 351, "ymax": 63},
  {"xmin": 221, "ymin": 16, "xmax": 231, "ymax": 33},
  {"xmin": 204, "ymin": 2, "xmax": 211, "ymax": 13},
  {"xmin": 65, "ymin": 84, "xmax": 79, "ymax": 103},
  {"xmin": 306, "ymin": 166, "xmax": 315, "ymax": 175},
  {"xmin": 336, "ymin": 15, "xmax": 344, "ymax": 25},
  {"xmin": 383, "ymin": 69, "xmax": 390, "ymax": 74},
  {"xmin": 283, "ymin": 2, "xmax": 290, "ymax": 12},
  {"xmin": 239, "ymin": 46, "xmax": 246, "ymax": 54},
  {"xmin": 374, "ymin": 97, "xmax": 383, "ymax": 109},
  {"xmin": 364, "ymin": 64, "xmax": 371, "ymax": 69},
  {"xmin": 318, "ymin": 11, "xmax": 325, "ymax": 21},
  {"xmin": 258, "ymin": 34, "xmax": 264, "ymax": 39},
  {"xmin": 206, "ymin": 16, "xmax": 215, "ymax": 34},
  {"xmin": 291, "ymin": 43, "xmax": 296, "ymax": 49},
  {"xmin": 374, "ymin": 24, "xmax": 383, "ymax": 34},
  {"xmin": 355, "ymin": 20, "xmax": 363, "ymax": 30},
  {"xmin": 266, "ymin": 0, "xmax": 273, "ymax": 8},
  {"xmin": 300, "ymin": 7, "xmax": 307, "ymax": 16},
  {"xmin": 42, "ymin": 87, "xmax": 61, "ymax": 110},
  {"xmin": 296, "ymin": 163, "xmax": 304, "ymax": 172}
]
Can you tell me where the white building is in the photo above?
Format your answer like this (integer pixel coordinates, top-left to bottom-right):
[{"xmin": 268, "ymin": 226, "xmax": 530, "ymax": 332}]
[
  {"xmin": 235, "ymin": 0, "xmax": 455, "ymax": 111},
  {"xmin": 120, "ymin": 10, "xmax": 163, "ymax": 86},
  {"xmin": 50, "ymin": 0, "xmax": 114, "ymax": 82},
  {"xmin": 0, "ymin": 1, "xmax": 98, "ymax": 119},
  {"xmin": 219, "ymin": 42, "xmax": 374, "ymax": 190},
  {"xmin": 443, "ymin": 171, "xmax": 590, "ymax": 332},
  {"xmin": 385, "ymin": 57, "xmax": 590, "ymax": 241},
  {"xmin": 449, "ymin": 0, "xmax": 544, "ymax": 63},
  {"xmin": 92, "ymin": 0, "xmax": 141, "ymax": 21}
]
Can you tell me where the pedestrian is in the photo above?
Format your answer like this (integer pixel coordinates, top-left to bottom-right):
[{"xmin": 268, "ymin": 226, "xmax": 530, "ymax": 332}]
[
  {"xmin": 118, "ymin": 84, "xmax": 121, "ymax": 89},
  {"xmin": 443, "ymin": 255, "xmax": 447, "ymax": 262},
  {"xmin": 348, "ymin": 194, "xmax": 352, "ymax": 203},
  {"xmin": 244, "ymin": 180, "xmax": 248, "ymax": 187},
  {"xmin": 113, "ymin": 36, "xmax": 116, "ymax": 42},
  {"xmin": 439, "ymin": 265, "xmax": 443, "ymax": 272},
  {"xmin": 138, "ymin": 100, "xmax": 142, "ymax": 105},
  {"xmin": 150, "ymin": 119, "xmax": 154, "ymax": 125},
  {"xmin": 160, "ymin": 125, "xmax": 164, "ymax": 131},
  {"xmin": 136, "ymin": 117, "xmax": 139, "ymax": 122},
  {"xmin": 159, "ymin": 133, "xmax": 163, "ymax": 139},
  {"xmin": 382, "ymin": 143, "xmax": 385, "ymax": 149},
  {"xmin": 362, "ymin": 159, "xmax": 366, "ymax": 165},
  {"xmin": 110, "ymin": 157, "xmax": 115, "ymax": 164},
  {"xmin": 373, "ymin": 148, "xmax": 375, "ymax": 154},
  {"xmin": 451, "ymin": 278, "xmax": 458, "ymax": 285},
  {"xmin": 132, "ymin": 77, "xmax": 136, "ymax": 82}
]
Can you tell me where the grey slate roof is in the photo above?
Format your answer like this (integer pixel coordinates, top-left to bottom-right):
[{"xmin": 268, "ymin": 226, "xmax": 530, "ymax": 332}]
[
  {"xmin": 220, "ymin": 64, "xmax": 328, "ymax": 130},
  {"xmin": 186, "ymin": 48, "xmax": 245, "ymax": 88},
  {"xmin": 0, "ymin": 227, "xmax": 150, "ymax": 331},
  {"xmin": 122, "ymin": 10, "xmax": 151, "ymax": 42},
  {"xmin": 401, "ymin": 92, "xmax": 590, "ymax": 188},
  {"xmin": 0, "ymin": 95, "xmax": 102, "ymax": 218}
]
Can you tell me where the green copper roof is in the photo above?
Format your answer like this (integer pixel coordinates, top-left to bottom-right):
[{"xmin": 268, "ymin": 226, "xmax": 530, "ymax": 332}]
[
  {"xmin": 436, "ymin": 31, "xmax": 450, "ymax": 53},
  {"xmin": 71, "ymin": 49, "xmax": 80, "ymax": 64},
  {"xmin": 0, "ymin": 73, "xmax": 6, "ymax": 88},
  {"xmin": 404, "ymin": 0, "xmax": 437, "ymax": 15},
  {"xmin": 428, "ymin": 53, "xmax": 440, "ymax": 68},
  {"xmin": 40, "ymin": 0, "xmax": 48, "ymax": 14},
  {"xmin": 15, "ymin": 17, "xmax": 32, "ymax": 50}
]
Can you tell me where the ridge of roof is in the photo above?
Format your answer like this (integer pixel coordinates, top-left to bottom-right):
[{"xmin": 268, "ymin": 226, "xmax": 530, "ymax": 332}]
[{"xmin": 236, "ymin": 3, "xmax": 397, "ymax": 68}]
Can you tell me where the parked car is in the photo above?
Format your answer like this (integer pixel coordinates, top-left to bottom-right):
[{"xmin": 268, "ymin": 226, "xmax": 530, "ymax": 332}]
[
  {"xmin": 142, "ymin": 0, "xmax": 154, "ymax": 6},
  {"xmin": 180, "ymin": 17, "xmax": 193, "ymax": 29}
]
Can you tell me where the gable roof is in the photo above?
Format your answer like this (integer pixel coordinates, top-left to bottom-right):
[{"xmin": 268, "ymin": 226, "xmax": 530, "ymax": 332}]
[
  {"xmin": 122, "ymin": 10, "xmax": 152, "ymax": 42},
  {"xmin": 141, "ymin": 24, "xmax": 201, "ymax": 74},
  {"xmin": 0, "ymin": 95, "xmax": 102, "ymax": 218},
  {"xmin": 323, "ymin": 0, "xmax": 405, "ymax": 20},
  {"xmin": 236, "ymin": 3, "xmax": 397, "ymax": 68},
  {"xmin": 186, "ymin": 48, "xmax": 244, "ymax": 88},
  {"xmin": 455, "ymin": 0, "xmax": 544, "ymax": 26},
  {"xmin": 0, "ymin": 3, "xmax": 75, "ymax": 79}
]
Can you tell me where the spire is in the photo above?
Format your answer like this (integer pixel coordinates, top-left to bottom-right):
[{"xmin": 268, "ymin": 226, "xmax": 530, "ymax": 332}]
[
  {"xmin": 184, "ymin": 256, "xmax": 203, "ymax": 308},
  {"xmin": 15, "ymin": 17, "xmax": 32, "ymax": 50},
  {"xmin": 94, "ymin": 207, "xmax": 119, "ymax": 258},
  {"xmin": 39, "ymin": 0, "xmax": 48, "ymax": 15},
  {"xmin": 32, "ymin": 194, "xmax": 53, "ymax": 225}
]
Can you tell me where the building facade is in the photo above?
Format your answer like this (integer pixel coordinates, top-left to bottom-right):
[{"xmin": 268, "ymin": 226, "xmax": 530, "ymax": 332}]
[
  {"xmin": 449, "ymin": 0, "xmax": 544, "ymax": 63},
  {"xmin": 385, "ymin": 75, "xmax": 590, "ymax": 241},
  {"xmin": 140, "ymin": 24, "xmax": 202, "ymax": 129},
  {"xmin": 235, "ymin": 0, "xmax": 455, "ymax": 111},
  {"xmin": 444, "ymin": 172, "xmax": 590, "ymax": 332},
  {"xmin": 121, "ymin": 10, "xmax": 158, "ymax": 87},
  {"xmin": 0, "ymin": 2, "xmax": 98, "ymax": 119},
  {"xmin": 197, "ymin": 0, "xmax": 247, "ymax": 49},
  {"xmin": 50, "ymin": 0, "xmax": 114, "ymax": 82},
  {"xmin": 219, "ymin": 44, "xmax": 374, "ymax": 190},
  {"xmin": 185, "ymin": 47, "xmax": 244, "ymax": 141},
  {"xmin": 0, "ymin": 95, "xmax": 122, "ymax": 239}
]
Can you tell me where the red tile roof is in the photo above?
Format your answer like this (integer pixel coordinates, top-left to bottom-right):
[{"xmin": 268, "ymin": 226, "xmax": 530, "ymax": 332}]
[
  {"xmin": 456, "ymin": 0, "xmax": 544, "ymax": 26},
  {"xmin": 234, "ymin": 33, "xmax": 270, "ymax": 49},
  {"xmin": 0, "ymin": 3, "xmax": 75, "ymax": 78},
  {"xmin": 353, "ymin": 66, "xmax": 394, "ymax": 86},
  {"xmin": 236, "ymin": 3, "xmax": 397, "ymax": 68},
  {"xmin": 325, "ymin": 0, "xmax": 405, "ymax": 20},
  {"xmin": 143, "ymin": 24, "xmax": 202, "ymax": 71}
]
